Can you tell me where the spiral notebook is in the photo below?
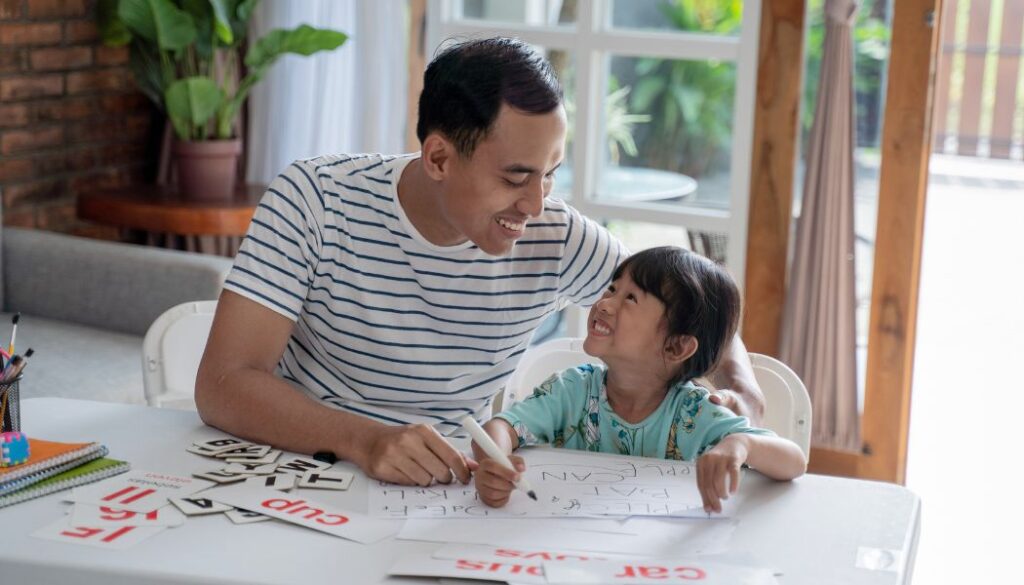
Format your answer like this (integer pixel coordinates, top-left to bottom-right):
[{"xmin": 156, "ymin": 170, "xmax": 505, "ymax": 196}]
[
  {"xmin": 0, "ymin": 457, "xmax": 130, "ymax": 508},
  {"xmin": 0, "ymin": 439, "xmax": 107, "ymax": 494}
]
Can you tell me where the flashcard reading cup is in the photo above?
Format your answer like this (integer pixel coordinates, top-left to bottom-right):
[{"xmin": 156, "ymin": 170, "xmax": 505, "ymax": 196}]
[{"xmin": 206, "ymin": 485, "xmax": 399, "ymax": 543}]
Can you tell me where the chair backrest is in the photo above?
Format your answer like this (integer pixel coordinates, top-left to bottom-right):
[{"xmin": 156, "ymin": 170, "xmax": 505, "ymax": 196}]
[
  {"xmin": 142, "ymin": 300, "xmax": 217, "ymax": 410},
  {"xmin": 748, "ymin": 353, "xmax": 812, "ymax": 457},
  {"xmin": 503, "ymin": 338, "xmax": 812, "ymax": 458}
]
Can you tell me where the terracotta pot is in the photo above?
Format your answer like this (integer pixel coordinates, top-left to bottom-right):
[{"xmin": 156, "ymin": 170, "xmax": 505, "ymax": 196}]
[{"xmin": 172, "ymin": 139, "xmax": 242, "ymax": 201}]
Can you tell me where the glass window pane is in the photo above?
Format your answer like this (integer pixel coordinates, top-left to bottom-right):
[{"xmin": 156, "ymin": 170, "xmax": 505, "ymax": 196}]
[
  {"xmin": 545, "ymin": 48, "xmax": 575, "ymax": 200},
  {"xmin": 591, "ymin": 55, "xmax": 736, "ymax": 211},
  {"xmin": 611, "ymin": 0, "xmax": 743, "ymax": 36},
  {"xmin": 604, "ymin": 220, "xmax": 726, "ymax": 264},
  {"xmin": 460, "ymin": 0, "xmax": 576, "ymax": 26}
]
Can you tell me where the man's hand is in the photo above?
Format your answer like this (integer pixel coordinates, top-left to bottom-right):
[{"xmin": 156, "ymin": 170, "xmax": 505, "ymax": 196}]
[
  {"xmin": 356, "ymin": 423, "xmax": 471, "ymax": 486},
  {"xmin": 472, "ymin": 445, "xmax": 525, "ymax": 508},
  {"xmin": 696, "ymin": 434, "xmax": 748, "ymax": 514},
  {"xmin": 708, "ymin": 389, "xmax": 753, "ymax": 419}
]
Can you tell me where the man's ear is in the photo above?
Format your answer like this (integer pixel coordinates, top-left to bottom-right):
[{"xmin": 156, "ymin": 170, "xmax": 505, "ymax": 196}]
[
  {"xmin": 421, "ymin": 134, "xmax": 454, "ymax": 181},
  {"xmin": 664, "ymin": 334, "xmax": 698, "ymax": 366}
]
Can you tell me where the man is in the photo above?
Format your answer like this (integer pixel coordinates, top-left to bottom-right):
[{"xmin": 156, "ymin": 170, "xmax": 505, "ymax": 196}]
[{"xmin": 196, "ymin": 37, "xmax": 763, "ymax": 487}]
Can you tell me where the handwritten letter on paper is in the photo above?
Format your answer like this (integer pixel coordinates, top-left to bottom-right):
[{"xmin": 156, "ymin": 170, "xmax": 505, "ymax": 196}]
[{"xmin": 370, "ymin": 449, "xmax": 718, "ymax": 519}]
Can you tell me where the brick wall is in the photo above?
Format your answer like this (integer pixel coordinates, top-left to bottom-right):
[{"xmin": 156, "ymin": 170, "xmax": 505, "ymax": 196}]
[{"xmin": 0, "ymin": 0, "xmax": 158, "ymax": 236}]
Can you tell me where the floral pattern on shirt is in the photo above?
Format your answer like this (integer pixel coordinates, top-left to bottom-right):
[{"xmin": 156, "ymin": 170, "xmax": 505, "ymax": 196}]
[{"xmin": 496, "ymin": 365, "xmax": 771, "ymax": 462}]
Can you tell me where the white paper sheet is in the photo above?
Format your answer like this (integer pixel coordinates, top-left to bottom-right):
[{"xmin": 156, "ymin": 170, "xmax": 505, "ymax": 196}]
[
  {"xmin": 432, "ymin": 543, "xmax": 628, "ymax": 563},
  {"xmin": 398, "ymin": 516, "xmax": 737, "ymax": 556},
  {"xmin": 371, "ymin": 448, "xmax": 734, "ymax": 519}
]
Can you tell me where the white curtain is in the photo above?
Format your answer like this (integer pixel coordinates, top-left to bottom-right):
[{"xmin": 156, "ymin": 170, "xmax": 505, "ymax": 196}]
[{"xmin": 246, "ymin": 0, "xmax": 409, "ymax": 183}]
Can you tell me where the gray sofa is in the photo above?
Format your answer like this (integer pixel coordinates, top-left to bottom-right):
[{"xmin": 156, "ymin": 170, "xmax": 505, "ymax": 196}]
[{"xmin": 2, "ymin": 227, "xmax": 232, "ymax": 405}]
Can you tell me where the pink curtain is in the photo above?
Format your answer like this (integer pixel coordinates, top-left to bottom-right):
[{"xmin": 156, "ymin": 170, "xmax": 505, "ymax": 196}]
[{"xmin": 780, "ymin": 0, "xmax": 861, "ymax": 452}]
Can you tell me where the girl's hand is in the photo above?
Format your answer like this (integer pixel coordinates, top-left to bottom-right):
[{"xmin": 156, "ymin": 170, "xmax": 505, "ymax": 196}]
[
  {"xmin": 696, "ymin": 434, "xmax": 749, "ymax": 514},
  {"xmin": 473, "ymin": 453, "xmax": 526, "ymax": 508}
]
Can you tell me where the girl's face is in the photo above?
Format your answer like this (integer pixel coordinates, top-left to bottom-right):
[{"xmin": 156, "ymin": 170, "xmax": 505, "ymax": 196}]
[{"xmin": 583, "ymin": 270, "xmax": 673, "ymax": 374}]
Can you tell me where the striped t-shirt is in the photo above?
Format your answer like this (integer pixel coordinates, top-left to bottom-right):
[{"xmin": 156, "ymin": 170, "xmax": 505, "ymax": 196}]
[{"xmin": 225, "ymin": 153, "xmax": 626, "ymax": 435}]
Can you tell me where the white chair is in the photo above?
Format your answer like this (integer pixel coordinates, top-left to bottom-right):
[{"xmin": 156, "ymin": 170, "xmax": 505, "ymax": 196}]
[
  {"xmin": 142, "ymin": 300, "xmax": 217, "ymax": 410},
  {"xmin": 503, "ymin": 337, "xmax": 812, "ymax": 458}
]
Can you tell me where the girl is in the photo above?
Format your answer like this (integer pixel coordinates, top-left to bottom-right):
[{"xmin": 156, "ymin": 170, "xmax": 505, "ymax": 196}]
[{"xmin": 472, "ymin": 246, "xmax": 807, "ymax": 513}]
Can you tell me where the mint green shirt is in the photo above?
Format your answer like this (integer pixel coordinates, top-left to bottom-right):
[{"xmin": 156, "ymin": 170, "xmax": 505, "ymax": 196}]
[{"xmin": 495, "ymin": 364, "xmax": 773, "ymax": 461}]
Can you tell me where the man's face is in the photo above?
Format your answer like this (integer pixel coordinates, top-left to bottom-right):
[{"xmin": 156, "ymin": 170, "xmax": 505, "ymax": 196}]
[{"xmin": 441, "ymin": 104, "xmax": 567, "ymax": 256}]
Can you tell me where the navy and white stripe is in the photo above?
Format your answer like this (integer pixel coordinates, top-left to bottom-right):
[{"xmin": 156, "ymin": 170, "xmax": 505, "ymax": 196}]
[{"xmin": 225, "ymin": 153, "xmax": 626, "ymax": 434}]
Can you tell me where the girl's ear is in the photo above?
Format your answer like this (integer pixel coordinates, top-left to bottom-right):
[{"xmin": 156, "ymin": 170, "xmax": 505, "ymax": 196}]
[
  {"xmin": 421, "ymin": 134, "xmax": 453, "ymax": 181},
  {"xmin": 664, "ymin": 334, "xmax": 698, "ymax": 366}
]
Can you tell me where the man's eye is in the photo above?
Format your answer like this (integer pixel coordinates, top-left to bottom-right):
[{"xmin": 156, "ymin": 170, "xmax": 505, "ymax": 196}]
[
  {"xmin": 627, "ymin": 293, "xmax": 638, "ymax": 303},
  {"xmin": 503, "ymin": 177, "xmax": 528, "ymax": 187}
]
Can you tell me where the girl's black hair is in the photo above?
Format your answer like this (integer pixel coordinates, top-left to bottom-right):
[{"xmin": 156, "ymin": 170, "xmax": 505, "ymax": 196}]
[
  {"xmin": 417, "ymin": 37, "xmax": 563, "ymax": 156},
  {"xmin": 613, "ymin": 246, "xmax": 741, "ymax": 386}
]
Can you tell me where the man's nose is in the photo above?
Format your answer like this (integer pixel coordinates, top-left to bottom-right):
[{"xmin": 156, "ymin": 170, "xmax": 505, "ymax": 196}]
[{"xmin": 515, "ymin": 180, "xmax": 545, "ymax": 218}]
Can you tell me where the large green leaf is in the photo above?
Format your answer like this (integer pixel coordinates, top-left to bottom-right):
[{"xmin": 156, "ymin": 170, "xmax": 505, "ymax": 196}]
[
  {"xmin": 98, "ymin": 0, "xmax": 132, "ymax": 46},
  {"xmin": 118, "ymin": 0, "xmax": 197, "ymax": 51},
  {"xmin": 180, "ymin": 0, "xmax": 215, "ymax": 58},
  {"xmin": 234, "ymin": 0, "xmax": 259, "ymax": 22},
  {"xmin": 244, "ymin": 25, "xmax": 347, "ymax": 70},
  {"xmin": 220, "ymin": 25, "xmax": 346, "ymax": 136},
  {"xmin": 165, "ymin": 77, "xmax": 223, "ymax": 140},
  {"xmin": 228, "ymin": 0, "xmax": 260, "ymax": 46},
  {"xmin": 207, "ymin": 0, "xmax": 234, "ymax": 44},
  {"xmin": 129, "ymin": 40, "xmax": 167, "ymax": 109}
]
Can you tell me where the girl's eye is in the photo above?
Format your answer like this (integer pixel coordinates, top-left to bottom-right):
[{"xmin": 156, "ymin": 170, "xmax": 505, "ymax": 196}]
[{"xmin": 626, "ymin": 293, "xmax": 638, "ymax": 303}]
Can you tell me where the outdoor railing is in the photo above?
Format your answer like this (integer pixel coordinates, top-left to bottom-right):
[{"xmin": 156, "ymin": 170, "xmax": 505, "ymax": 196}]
[{"xmin": 933, "ymin": 0, "xmax": 1024, "ymax": 160}]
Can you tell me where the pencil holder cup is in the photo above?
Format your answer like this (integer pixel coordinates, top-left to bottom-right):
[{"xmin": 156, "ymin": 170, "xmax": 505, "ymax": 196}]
[{"xmin": 0, "ymin": 374, "xmax": 22, "ymax": 434}]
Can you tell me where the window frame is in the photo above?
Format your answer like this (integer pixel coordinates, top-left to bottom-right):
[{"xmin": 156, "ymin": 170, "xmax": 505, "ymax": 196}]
[{"xmin": 427, "ymin": 0, "xmax": 763, "ymax": 333}]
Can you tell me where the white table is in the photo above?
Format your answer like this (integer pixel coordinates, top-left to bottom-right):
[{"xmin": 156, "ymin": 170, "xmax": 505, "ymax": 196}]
[{"xmin": 0, "ymin": 399, "xmax": 920, "ymax": 584}]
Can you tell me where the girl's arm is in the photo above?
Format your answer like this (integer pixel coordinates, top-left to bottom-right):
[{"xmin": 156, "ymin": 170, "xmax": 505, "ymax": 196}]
[
  {"xmin": 696, "ymin": 433, "xmax": 807, "ymax": 513},
  {"xmin": 472, "ymin": 419, "xmax": 526, "ymax": 507},
  {"xmin": 480, "ymin": 418, "xmax": 519, "ymax": 456}
]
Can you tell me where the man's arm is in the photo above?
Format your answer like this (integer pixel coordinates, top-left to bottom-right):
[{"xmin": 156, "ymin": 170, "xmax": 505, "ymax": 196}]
[
  {"xmin": 705, "ymin": 333, "xmax": 766, "ymax": 426},
  {"xmin": 195, "ymin": 290, "xmax": 471, "ymax": 486}
]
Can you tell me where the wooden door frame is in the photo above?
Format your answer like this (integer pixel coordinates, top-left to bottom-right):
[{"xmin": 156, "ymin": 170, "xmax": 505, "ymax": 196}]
[
  {"xmin": 744, "ymin": 0, "xmax": 942, "ymax": 483},
  {"xmin": 409, "ymin": 0, "xmax": 941, "ymax": 484}
]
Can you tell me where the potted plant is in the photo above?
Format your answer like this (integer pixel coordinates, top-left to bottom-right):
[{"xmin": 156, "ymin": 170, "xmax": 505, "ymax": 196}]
[{"xmin": 98, "ymin": 0, "xmax": 347, "ymax": 200}]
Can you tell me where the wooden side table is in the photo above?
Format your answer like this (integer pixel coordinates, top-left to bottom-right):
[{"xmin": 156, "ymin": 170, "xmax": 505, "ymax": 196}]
[{"xmin": 77, "ymin": 183, "xmax": 265, "ymax": 257}]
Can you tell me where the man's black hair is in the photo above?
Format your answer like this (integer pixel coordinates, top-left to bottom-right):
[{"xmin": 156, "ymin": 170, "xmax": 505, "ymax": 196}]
[
  {"xmin": 613, "ymin": 247, "xmax": 741, "ymax": 386},
  {"xmin": 417, "ymin": 37, "xmax": 563, "ymax": 156}
]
